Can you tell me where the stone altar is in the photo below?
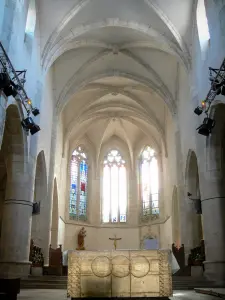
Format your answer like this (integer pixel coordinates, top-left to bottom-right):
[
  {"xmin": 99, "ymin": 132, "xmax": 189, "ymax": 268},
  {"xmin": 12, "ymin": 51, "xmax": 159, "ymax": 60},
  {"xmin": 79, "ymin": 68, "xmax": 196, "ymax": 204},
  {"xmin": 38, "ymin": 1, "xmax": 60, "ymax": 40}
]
[{"xmin": 67, "ymin": 250, "xmax": 173, "ymax": 299}]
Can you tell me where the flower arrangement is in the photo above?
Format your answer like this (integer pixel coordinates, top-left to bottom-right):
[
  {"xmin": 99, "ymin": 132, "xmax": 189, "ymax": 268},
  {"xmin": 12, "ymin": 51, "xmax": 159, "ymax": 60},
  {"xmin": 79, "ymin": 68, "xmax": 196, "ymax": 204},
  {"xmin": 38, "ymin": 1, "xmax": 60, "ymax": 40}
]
[{"xmin": 31, "ymin": 245, "xmax": 44, "ymax": 267}]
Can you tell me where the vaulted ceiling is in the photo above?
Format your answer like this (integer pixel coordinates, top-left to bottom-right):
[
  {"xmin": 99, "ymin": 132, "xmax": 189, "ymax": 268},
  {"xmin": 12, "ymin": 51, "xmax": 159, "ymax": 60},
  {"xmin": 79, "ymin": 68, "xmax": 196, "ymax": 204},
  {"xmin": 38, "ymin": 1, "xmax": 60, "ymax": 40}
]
[{"xmin": 38, "ymin": 0, "xmax": 194, "ymax": 160}]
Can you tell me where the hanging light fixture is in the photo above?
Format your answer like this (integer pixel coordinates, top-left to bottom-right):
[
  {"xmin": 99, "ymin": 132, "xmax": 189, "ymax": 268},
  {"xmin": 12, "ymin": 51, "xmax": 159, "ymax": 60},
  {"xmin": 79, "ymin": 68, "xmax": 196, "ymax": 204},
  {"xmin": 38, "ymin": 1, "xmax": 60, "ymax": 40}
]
[{"xmin": 196, "ymin": 117, "xmax": 215, "ymax": 136}]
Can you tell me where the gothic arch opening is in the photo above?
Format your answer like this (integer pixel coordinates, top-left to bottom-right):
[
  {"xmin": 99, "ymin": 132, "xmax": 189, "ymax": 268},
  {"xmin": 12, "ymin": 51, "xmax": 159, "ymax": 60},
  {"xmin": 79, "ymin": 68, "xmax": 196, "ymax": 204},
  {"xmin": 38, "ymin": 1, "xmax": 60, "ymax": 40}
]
[
  {"xmin": 186, "ymin": 150, "xmax": 203, "ymax": 248},
  {"xmin": 51, "ymin": 178, "xmax": 59, "ymax": 248},
  {"xmin": 172, "ymin": 186, "xmax": 180, "ymax": 247},
  {"xmin": 31, "ymin": 150, "xmax": 47, "ymax": 248}
]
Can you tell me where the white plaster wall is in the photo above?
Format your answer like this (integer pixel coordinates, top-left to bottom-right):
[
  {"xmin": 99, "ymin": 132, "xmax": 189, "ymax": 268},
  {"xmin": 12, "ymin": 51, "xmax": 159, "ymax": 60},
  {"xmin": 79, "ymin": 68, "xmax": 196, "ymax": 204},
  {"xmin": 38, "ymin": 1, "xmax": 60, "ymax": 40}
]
[
  {"xmin": 64, "ymin": 224, "xmax": 139, "ymax": 251},
  {"xmin": 162, "ymin": 110, "xmax": 176, "ymax": 219},
  {"xmin": 58, "ymin": 217, "xmax": 66, "ymax": 249},
  {"xmin": 160, "ymin": 219, "xmax": 173, "ymax": 249},
  {"xmin": 37, "ymin": 68, "xmax": 54, "ymax": 177}
]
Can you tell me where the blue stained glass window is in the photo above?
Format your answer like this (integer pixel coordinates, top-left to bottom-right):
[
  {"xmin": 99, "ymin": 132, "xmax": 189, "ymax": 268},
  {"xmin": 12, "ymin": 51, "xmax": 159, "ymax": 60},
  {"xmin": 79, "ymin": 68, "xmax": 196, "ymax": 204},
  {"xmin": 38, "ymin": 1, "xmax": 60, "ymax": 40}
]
[
  {"xmin": 69, "ymin": 146, "xmax": 88, "ymax": 221},
  {"xmin": 140, "ymin": 146, "xmax": 159, "ymax": 221}
]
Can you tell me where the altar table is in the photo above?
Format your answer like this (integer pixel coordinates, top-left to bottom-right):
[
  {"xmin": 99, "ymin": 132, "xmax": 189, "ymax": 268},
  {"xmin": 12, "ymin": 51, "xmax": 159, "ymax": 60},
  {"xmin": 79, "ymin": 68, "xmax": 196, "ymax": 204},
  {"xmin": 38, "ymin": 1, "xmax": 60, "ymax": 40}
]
[{"xmin": 67, "ymin": 249, "xmax": 173, "ymax": 299}]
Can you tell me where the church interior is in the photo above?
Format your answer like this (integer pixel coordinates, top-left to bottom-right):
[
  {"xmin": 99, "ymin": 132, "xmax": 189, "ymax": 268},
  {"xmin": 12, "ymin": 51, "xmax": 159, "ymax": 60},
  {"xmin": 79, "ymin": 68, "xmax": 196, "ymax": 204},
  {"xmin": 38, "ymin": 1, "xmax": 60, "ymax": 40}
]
[{"xmin": 0, "ymin": 0, "xmax": 225, "ymax": 299}]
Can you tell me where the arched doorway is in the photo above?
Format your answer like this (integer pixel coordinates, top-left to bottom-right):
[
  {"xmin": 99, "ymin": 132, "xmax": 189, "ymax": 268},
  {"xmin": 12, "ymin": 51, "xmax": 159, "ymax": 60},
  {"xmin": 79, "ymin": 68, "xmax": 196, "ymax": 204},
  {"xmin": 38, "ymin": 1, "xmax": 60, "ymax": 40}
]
[
  {"xmin": 185, "ymin": 150, "xmax": 203, "ymax": 249},
  {"xmin": 31, "ymin": 151, "xmax": 47, "ymax": 248},
  {"xmin": 50, "ymin": 178, "xmax": 59, "ymax": 248},
  {"xmin": 172, "ymin": 186, "xmax": 180, "ymax": 247}
]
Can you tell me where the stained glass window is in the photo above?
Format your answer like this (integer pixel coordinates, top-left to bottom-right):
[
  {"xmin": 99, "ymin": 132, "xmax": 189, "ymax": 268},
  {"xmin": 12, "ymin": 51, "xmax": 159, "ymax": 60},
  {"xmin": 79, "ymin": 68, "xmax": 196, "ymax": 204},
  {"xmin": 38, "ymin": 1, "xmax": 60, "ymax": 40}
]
[
  {"xmin": 102, "ymin": 150, "xmax": 127, "ymax": 223},
  {"xmin": 69, "ymin": 146, "xmax": 88, "ymax": 221},
  {"xmin": 140, "ymin": 146, "xmax": 159, "ymax": 221}
]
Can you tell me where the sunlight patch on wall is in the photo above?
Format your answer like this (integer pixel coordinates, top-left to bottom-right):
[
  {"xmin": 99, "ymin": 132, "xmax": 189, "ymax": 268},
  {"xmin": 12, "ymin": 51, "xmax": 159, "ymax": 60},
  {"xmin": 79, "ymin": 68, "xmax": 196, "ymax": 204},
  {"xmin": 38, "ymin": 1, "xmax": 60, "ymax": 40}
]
[
  {"xmin": 25, "ymin": 0, "xmax": 36, "ymax": 35},
  {"xmin": 197, "ymin": 0, "xmax": 210, "ymax": 57}
]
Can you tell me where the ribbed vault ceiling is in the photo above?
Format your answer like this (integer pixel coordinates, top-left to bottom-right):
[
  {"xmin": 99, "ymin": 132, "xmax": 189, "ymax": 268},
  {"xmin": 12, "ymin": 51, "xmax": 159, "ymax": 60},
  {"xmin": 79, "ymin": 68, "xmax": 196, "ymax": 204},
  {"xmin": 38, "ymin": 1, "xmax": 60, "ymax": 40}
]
[{"xmin": 38, "ymin": 0, "xmax": 194, "ymax": 160}]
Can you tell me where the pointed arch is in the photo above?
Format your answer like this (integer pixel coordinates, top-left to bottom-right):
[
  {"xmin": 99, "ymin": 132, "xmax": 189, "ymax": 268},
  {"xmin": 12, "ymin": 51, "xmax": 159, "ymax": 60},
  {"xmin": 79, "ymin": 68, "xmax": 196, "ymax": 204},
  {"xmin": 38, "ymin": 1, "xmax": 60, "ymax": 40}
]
[
  {"xmin": 185, "ymin": 149, "xmax": 203, "ymax": 248},
  {"xmin": 185, "ymin": 150, "xmax": 200, "ymax": 198},
  {"xmin": 31, "ymin": 150, "xmax": 48, "ymax": 247}
]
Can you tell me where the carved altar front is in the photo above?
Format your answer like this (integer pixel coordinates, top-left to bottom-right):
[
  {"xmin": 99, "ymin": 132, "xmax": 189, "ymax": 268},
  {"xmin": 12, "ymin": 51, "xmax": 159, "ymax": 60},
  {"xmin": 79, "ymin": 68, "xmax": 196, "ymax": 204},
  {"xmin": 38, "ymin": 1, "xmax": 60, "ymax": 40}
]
[{"xmin": 67, "ymin": 250, "xmax": 172, "ymax": 298}]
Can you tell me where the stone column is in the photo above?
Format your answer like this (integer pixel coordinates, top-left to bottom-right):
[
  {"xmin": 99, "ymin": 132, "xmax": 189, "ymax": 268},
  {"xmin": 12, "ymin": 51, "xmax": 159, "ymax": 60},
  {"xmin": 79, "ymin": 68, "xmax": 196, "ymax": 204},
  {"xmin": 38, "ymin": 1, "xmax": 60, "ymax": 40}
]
[
  {"xmin": 42, "ymin": 114, "xmax": 58, "ymax": 265},
  {"xmin": 0, "ymin": 152, "xmax": 33, "ymax": 278},
  {"xmin": 0, "ymin": 92, "xmax": 7, "ymax": 148},
  {"xmin": 201, "ymin": 175, "xmax": 225, "ymax": 284},
  {"xmin": 157, "ymin": 154, "xmax": 164, "ymax": 218}
]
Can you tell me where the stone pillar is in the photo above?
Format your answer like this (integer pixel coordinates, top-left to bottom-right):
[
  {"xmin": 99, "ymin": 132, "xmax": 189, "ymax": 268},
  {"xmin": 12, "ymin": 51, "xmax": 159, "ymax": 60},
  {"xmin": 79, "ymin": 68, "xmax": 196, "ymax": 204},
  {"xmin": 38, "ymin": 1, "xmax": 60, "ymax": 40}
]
[
  {"xmin": 0, "ymin": 92, "xmax": 7, "ymax": 148},
  {"xmin": 157, "ymin": 154, "xmax": 164, "ymax": 218},
  {"xmin": 0, "ymin": 152, "xmax": 33, "ymax": 278},
  {"xmin": 127, "ymin": 163, "xmax": 137, "ymax": 226},
  {"xmin": 42, "ymin": 114, "xmax": 58, "ymax": 265},
  {"xmin": 201, "ymin": 176, "xmax": 225, "ymax": 284}
]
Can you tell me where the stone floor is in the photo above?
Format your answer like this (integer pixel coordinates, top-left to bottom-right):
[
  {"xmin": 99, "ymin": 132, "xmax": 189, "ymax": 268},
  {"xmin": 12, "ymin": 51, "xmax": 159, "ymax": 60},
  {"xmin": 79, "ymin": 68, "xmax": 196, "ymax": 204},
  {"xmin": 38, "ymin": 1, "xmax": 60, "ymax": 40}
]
[{"xmin": 17, "ymin": 290, "xmax": 221, "ymax": 300}]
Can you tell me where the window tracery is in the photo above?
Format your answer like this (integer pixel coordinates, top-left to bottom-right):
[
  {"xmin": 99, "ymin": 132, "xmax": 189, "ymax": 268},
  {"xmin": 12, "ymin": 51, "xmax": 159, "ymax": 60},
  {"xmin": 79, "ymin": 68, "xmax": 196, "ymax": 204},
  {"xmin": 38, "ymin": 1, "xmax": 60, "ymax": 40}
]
[
  {"xmin": 69, "ymin": 146, "xmax": 88, "ymax": 221},
  {"xmin": 140, "ymin": 146, "xmax": 159, "ymax": 222},
  {"xmin": 102, "ymin": 149, "xmax": 127, "ymax": 223}
]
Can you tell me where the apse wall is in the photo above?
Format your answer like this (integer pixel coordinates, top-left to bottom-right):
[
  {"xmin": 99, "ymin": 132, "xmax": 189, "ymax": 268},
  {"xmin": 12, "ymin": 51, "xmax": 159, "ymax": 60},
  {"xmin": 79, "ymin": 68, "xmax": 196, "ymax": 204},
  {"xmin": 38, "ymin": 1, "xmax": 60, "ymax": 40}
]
[
  {"xmin": 59, "ymin": 130, "xmax": 171, "ymax": 252},
  {"xmin": 58, "ymin": 217, "xmax": 66, "ymax": 246},
  {"xmin": 63, "ymin": 223, "xmax": 164, "ymax": 251},
  {"xmin": 64, "ymin": 225, "xmax": 139, "ymax": 251}
]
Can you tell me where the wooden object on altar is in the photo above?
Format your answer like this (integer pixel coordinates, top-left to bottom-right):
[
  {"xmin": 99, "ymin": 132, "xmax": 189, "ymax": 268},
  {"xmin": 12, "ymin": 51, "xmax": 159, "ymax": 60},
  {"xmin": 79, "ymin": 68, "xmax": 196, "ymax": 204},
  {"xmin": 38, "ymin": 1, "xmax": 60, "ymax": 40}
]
[
  {"xmin": 67, "ymin": 249, "xmax": 172, "ymax": 299},
  {"xmin": 46, "ymin": 244, "xmax": 63, "ymax": 276},
  {"xmin": 0, "ymin": 278, "xmax": 20, "ymax": 300}
]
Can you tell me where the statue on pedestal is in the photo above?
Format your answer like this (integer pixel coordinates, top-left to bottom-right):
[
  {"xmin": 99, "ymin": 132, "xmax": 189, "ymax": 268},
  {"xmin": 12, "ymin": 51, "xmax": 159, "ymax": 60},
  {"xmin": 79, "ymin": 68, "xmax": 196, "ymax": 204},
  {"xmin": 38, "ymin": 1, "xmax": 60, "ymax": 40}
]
[{"xmin": 76, "ymin": 227, "xmax": 86, "ymax": 250}]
